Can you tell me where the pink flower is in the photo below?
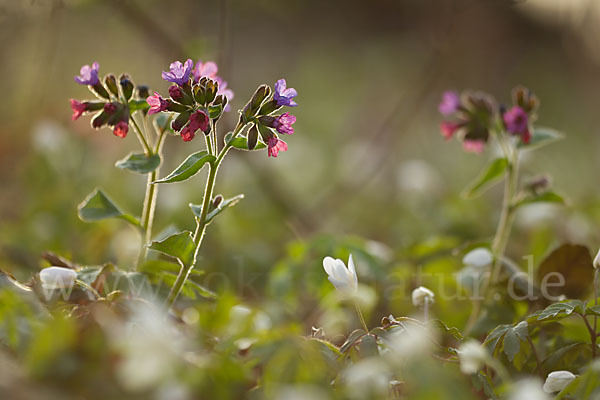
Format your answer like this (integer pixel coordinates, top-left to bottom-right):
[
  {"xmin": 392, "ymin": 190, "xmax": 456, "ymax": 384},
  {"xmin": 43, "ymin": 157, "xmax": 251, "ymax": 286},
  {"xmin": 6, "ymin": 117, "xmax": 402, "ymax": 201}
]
[
  {"xmin": 70, "ymin": 99, "xmax": 87, "ymax": 120},
  {"xmin": 168, "ymin": 85, "xmax": 184, "ymax": 102},
  {"xmin": 180, "ymin": 125, "xmax": 195, "ymax": 142},
  {"xmin": 273, "ymin": 112, "xmax": 296, "ymax": 135},
  {"xmin": 462, "ymin": 140, "xmax": 484, "ymax": 153},
  {"xmin": 180, "ymin": 110, "xmax": 209, "ymax": 142},
  {"xmin": 113, "ymin": 121, "xmax": 129, "ymax": 138},
  {"xmin": 147, "ymin": 92, "xmax": 168, "ymax": 115},
  {"xmin": 192, "ymin": 60, "xmax": 218, "ymax": 82},
  {"xmin": 103, "ymin": 102, "xmax": 117, "ymax": 114},
  {"xmin": 267, "ymin": 137, "xmax": 288, "ymax": 157},
  {"xmin": 440, "ymin": 121, "xmax": 459, "ymax": 140}
]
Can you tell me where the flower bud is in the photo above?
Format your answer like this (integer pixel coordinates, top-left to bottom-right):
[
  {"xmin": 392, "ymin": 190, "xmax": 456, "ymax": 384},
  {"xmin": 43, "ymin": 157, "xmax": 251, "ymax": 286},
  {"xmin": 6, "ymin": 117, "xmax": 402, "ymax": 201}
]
[
  {"xmin": 259, "ymin": 99, "xmax": 281, "ymax": 116},
  {"xmin": 119, "ymin": 74, "xmax": 134, "ymax": 101},
  {"xmin": 103, "ymin": 102, "xmax": 118, "ymax": 115},
  {"xmin": 542, "ymin": 371, "xmax": 576, "ymax": 393},
  {"xmin": 169, "ymin": 85, "xmax": 184, "ymax": 102},
  {"xmin": 166, "ymin": 100, "xmax": 187, "ymax": 113},
  {"xmin": 594, "ymin": 248, "xmax": 600, "ymax": 270},
  {"xmin": 411, "ymin": 286, "xmax": 434, "ymax": 307},
  {"xmin": 172, "ymin": 111, "xmax": 191, "ymax": 132},
  {"xmin": 193, "ymin": 84, "xmax": 206, "ymax": 105},
  {"xmin": 104, "ymin": 74, "xmax": 119, "ymax": 97},
  {"xmin": 91, "ymin": 111, "xmax": 110, "ymax": 129},
  {"xmin": 512, "ymin": 86, "xmax": 539, "ymax": 114},
  {"xmin": 91, "ymin": 82, "xmax": 110, "ymax": 100},
  {"xmin": 458, "ymin": 340, "xmax": 488, "ymax": 374},
  {"xmin": 213, "ymin": 194, "xmax": 223, "ymax": 208},
  {"xmin": 205, "ymin": 79, "xmax": 218, "ymax": 104},
  {"xmin": 251, "ymin": 84, "xmax": 271, "ymax": 110},
  {"xmin": 247, "ymin": 124, "xmax": 259, "ymax": 150},
  {"xmin": 136, "ymin": 85, "xmax": 150, "ymax": 99},
  {"xmin": 39, "ymin": 266, "xmax": 77, "ymax": 290},
  {"xmin": 322, "ymin": 254, "xmax": 358, "ymax": 295}
]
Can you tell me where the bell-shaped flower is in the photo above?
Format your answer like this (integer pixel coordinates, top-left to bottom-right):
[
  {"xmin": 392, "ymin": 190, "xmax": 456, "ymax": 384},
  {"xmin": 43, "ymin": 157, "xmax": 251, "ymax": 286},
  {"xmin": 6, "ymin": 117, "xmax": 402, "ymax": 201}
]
[
  {"xmin": 462, "ymin": 247, "xmax": 493, "ymax": 268},
  {"xmin": 39, "ymin": 266, "xmax": 77, "ymax": 290},
  {"xmin": 542, "ymin": 371, "xmax": 576, "ymax": 393},
  {"xmin": 411, "ymin": 286, "xmax": 434, "ymax": 307},
  {"xmin": 323, "ymin": 254, "xmax": 358, "ymax": 295}
]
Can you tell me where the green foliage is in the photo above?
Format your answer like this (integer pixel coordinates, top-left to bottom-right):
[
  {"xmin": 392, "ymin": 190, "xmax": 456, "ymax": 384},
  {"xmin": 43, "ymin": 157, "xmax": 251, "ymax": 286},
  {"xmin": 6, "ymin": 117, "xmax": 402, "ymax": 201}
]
[
  {"xmin": 77, "ymin": 189, "xmax": 140, "ymax": 227},
  {"xmin": 225, "ymin": 131, "xmax": 267, "ymax": 150},
  {"xmin": 153, "ymin": 151, "xmax": 215, "ymax": 184},
  {"xmin": 463, "ymin": 158, "xmax": 508, "ymax": 198},
  {"xmin": 115, "ymin": 152, "xmax": 161, "ymax": 174},
  {"xmin": 189, "ymin": 194, "xmax": 244, "ymax": 224},
  {"xmin": 148, "ymin": 231, "xmax": 195, "ymax": 267},
  {"xmin": 518, "ymin": 127, "xmax": 565, "ymax": 151}
]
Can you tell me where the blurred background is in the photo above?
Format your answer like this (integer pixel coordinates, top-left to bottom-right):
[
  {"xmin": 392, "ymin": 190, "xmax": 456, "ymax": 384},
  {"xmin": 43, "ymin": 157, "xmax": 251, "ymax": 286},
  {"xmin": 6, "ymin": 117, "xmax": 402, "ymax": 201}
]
[{"xmin": 2, "ymin": 0, "xmax": 600, "ymax": 330}]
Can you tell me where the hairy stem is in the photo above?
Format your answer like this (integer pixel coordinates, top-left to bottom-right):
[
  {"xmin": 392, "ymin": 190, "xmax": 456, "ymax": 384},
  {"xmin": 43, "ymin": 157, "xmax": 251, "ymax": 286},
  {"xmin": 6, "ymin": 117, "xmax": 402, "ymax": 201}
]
[
  {"xmin": 354, "ymin": 302, "xmax": 369, "ymax": 332},
  {"xmin": 166, "ymin": 123, "xmax": 244, "ymax": 307}
]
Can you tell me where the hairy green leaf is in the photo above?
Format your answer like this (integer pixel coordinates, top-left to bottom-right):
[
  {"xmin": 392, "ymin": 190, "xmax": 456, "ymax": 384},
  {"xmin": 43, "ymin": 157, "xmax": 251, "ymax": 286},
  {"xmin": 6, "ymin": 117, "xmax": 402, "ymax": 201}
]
[
  {"xmin": 148, "ymin": 231, "xmax": 195, "ymax": 268},
  {"xmin": 115, "ymin": 152, "xmax": 161, "ymax": 174},
  {"xmin": 77, "ymin": 189, "xmax": 139, "ymax": 227},
  {"xmin": 153, "ymin": 151, "xmax": 215, "ymax": 184},
  {"xmin": 463, "ymin": 158, "xmax": 508, "ymax": 198}
]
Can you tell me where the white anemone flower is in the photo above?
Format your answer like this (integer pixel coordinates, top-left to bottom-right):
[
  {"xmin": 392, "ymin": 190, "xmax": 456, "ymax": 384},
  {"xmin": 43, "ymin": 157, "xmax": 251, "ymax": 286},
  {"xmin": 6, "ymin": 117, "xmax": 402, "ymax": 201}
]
[
  {"xmin": 462, "ymin": 248, "xmax": 493, "ymax": 268},
  {"xmin": 323, "ymin": 254, "xmax": 358, "ymax": 295},
  {"xmin": 39, "ymin": 266, "xmax": 77, "ymax": 290},
  {"xmin": 411, "ymin": 286, "xmax": 435, "ymax": 307},
  {"xmin": 458, "ymin": 339, "xmax": 488, "ymax": 374},
  {"xmin": 543, "ymin": 371, "xmax": 576, "ymax": 393}
]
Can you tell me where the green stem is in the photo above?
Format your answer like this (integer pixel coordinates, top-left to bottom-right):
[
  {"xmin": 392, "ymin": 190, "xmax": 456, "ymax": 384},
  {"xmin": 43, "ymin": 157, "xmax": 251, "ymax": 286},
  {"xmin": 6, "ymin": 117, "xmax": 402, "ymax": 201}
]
[
  {"xmin": 135, "ymin": 116, "xmax": 171, "ymax": 269},
  {"xmin": 166, "ymin": 123, "xmax": 245, "ymax": 307},
  {"xmin": 130, "ymin": 115, "xmax": 152, "ymax": 155},
  {"xmin": 354, "ymin": 301, "xmax": 369, "ymax": 332},
  {"xmin": 465, "ymin": 136, "xmax": 519, "ymax": 335}
]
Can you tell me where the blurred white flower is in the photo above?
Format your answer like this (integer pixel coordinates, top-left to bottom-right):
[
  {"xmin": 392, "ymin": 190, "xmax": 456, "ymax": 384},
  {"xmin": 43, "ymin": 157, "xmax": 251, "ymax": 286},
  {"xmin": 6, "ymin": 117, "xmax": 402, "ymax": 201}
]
[
  {"xmin": 511, "ymin": 378, "xmax": 550, "ymax": 400},
  {"xmin": 411, "ymin": 286, "xmax": 434, "ymax": 307},
  {"xmin": 274, "ymin": 385, "xmax": 329, "ymax": 400},
  {"xmin": 458, "ymin": 339, "xmax": 488, "ymax": 374},
  {"xmin": 594, "ymin": 247, "xmax": 600, "ymax": 269},
  {"xmin": 323, "ymin": 254, "xmax": 358, "ymax": 295},
  {"xmin": 543, "ymin": 371, "xmax": 576, "ymax": 393},
  {"xmin": 342, "ymin": 357, "xmax": 390, "ymax": 398},
  {"xmin": 462, "ymin": 248, "xmax": 493, "ymax": 268},
  {"xmin": 385, "ymin": 323, "xmax": 434, "ymax": 361},
  {"xmin": 396, "ymin": 159, "xmax": 442, "ymax": 196},
  {"xmin": 39, "ymin": 267, "xmax": 77, "ymax": 290}
]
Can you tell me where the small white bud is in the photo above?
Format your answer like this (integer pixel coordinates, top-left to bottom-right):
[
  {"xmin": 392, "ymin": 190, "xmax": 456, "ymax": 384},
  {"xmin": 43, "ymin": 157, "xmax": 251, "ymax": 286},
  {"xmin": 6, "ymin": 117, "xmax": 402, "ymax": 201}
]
[
  {"xmin": 462, "ymin": 247, "xmax": 493, "ymax": 268},
  {"xmin": 323, "ymin": 254, "xmax": 358, "ymax": 295},
  {"xmin": 411, "ymin": 286, "xmax": 435, "ymax": 307},
  {"xmin": 39, "ymin": 266, "xmax": 77, "ymax": 290},
  {"xmin": 458, "ymin": 339, "xmax": 488, "ymax": 374},
  {"xmin": 594, "ymin": 248, "xmax": 600, "ymax": 269},
  {"xmin": 542, "ymin": 371, "xmax": 576, "ymax": 393}
]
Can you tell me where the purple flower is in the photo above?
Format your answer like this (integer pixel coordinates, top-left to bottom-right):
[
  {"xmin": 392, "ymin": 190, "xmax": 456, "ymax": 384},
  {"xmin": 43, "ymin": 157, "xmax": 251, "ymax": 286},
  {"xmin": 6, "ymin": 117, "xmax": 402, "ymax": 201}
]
[
  {"xmin": 147, "ymin": 92, "xmax": 169, "ymax": 115},
  {"xmin": 161, "ymin": 59, "xmax": 193, "ymax": 86},
  {"xmin": 74, "ymin": 62, "xmax": 100, "ymax": 86},
  {"xmin": 273, "ymin": 79, "xmax": 297, "ymax": 107},
  {"xmin": 273, "ymin": 112, "xmax": 296, "ymax": 135},
  {"xmin": 503, "ymin": 106, "xmax": 528, "ymax": 135},
  {"xmin": 438, "ymin": 91, "xmax": 460, "ymax": 116}
]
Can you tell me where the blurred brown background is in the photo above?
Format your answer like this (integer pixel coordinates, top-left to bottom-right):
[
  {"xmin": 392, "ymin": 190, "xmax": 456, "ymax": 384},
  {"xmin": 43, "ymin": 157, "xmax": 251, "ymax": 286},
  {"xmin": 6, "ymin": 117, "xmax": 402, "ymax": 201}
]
[{"xmin": 1, "ymin": 0, "xmax": 600, "ymax": 291}]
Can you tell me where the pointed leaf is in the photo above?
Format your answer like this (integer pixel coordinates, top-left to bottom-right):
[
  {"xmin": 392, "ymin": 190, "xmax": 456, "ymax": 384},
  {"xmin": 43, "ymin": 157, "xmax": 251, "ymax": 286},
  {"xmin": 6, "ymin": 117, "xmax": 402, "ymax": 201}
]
[
  {"xmin": 128, "ymin": 99, "xmax": 150, "ymax": 113},
  {"xmin": 78, "ymin": 189, "xmax": 140, "ymax": 227},
  {"xmin": 518, "ymin": 127, "xmax": 564, "ymax": 150},
  {"xmin": 340, "ymin": 329, "xmax": 367, "ymax": 353},
  {"xmin": 153, "ymin": 151, "xmax": 215, "ymax": 184},
  {"xmin": 189, "ymin": 194, "xmax": 244, "ymax": 224},
  {"xmin": 148, "ymin": 231, "xmax": 195, "ymax": 268},
  {"xmin": 463, "ymin": 158, "xmax": 509, "ymax": 198},
  {"xmin": 115, "ymin": 152, "xmax": 161, "ymax": 174},
  {"xmin": 515, "ymin": 191, "xmax": 566, "ymax": 208}
]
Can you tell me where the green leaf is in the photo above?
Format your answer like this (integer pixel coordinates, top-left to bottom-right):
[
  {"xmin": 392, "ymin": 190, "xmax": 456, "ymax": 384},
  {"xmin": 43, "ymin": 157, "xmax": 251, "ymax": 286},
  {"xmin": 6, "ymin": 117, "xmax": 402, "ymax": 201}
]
[
  {"xmin": 225, "ymin": 132, "xmax": 266, "ymax": 151},
  {"xmin": 463, "ymin": 158, "xmax": 509, "ymax": 198},
  {"xmin": 128, "ymin": 99, "xmax": 150, "ymax": 113},
  {"xmin": 535, "ymin": 300, "xmax": 585, "ymax": 321},
  {"xmin": 340, "ymin": 329, "xmax": 367, "ymax": 353},
  {"xmin": 518, "ymin": 127, "xmax": 565, "ymax": 150},
  {"xmin": 77, "ymin": 189, "xmax": 140, "ymax": 227},
  {"xmin": 159, "ymin": 273, "xmax": 216, "ymax": 299},
  {"xmin": 427, "ymin": 319, "xmax": 463, "ymax": 341},
  {"xmin": 155, "ymin": 114, "xmax": 175, "ymax": 135},
  {"xmin": 115, "ymin": 152, "xmax": 161, "ymax": 174},
  {"xmin": 153, "ymin": 151, "xmax": 215, "ymax": 184},
  {"xmin": 515, "ymin": 191, "xmax": 566, "ymax": 208},
  {"xmin": 189, "ymin": 194, "xmax": 244, "ymax": 224},
  {"xmin": 484, "ymin": 321, "xmax": 528, "ymax": 362},
  {"xmin": 359, "ymin": 334, "xmax": 379, "ymax": 358},
  {"xmin": 148, "ymin": 231, "xmax": 195, "ymax": 268}
]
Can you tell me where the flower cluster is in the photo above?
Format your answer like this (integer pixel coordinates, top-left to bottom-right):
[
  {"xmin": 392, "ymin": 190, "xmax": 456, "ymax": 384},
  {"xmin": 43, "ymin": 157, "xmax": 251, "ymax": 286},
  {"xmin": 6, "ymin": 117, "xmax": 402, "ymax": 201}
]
[
  {"xmin": 70, "ymin": 62, "xmax": 148, "ymax": 138},
  {"xmin": 237, "ymin": 78, "xmax": 298, "ymax": 157},
  {"xmin": 438, "ymin": 86, "xmax": 538, "ymax": 153}
]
